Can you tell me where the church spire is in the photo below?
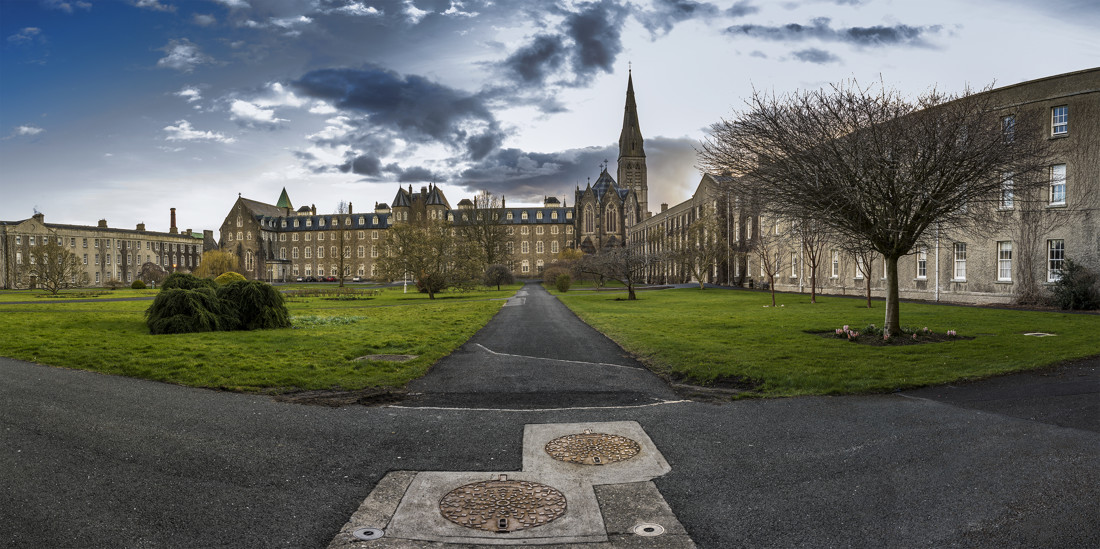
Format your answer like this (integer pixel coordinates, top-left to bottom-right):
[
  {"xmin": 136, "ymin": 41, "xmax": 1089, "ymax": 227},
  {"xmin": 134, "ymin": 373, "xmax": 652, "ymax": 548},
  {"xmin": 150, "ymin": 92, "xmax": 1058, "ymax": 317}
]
[{"xmin": 617, "ymin": 68, "xmax": 649, "ymax": 219}]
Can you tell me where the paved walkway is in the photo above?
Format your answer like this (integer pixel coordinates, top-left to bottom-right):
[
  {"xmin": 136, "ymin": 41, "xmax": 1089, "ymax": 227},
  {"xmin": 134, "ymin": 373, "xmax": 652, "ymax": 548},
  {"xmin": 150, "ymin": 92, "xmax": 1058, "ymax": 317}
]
[{"xmin": 404, "ymin": 282, "xmax": 680, "ymax": 410}]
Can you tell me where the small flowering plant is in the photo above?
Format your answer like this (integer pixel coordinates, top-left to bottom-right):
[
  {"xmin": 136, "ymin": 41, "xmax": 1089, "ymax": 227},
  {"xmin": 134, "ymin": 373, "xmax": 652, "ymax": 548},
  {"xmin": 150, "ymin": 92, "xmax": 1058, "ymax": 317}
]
[{"xmin": 828, "ymin": 324, "xmax": 962, "ymax": 345}]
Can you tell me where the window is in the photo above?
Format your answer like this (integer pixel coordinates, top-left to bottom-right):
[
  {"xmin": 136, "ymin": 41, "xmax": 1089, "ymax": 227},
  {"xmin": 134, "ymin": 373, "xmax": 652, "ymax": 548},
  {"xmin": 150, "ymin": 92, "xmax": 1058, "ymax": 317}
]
[
  {"xmin": 1002, "ymin": 115, "xmax": 1015, "ymax": 142},
  {"xmin": 1050, "ymin": 164, "xmax": 1066, "ymax": 205},
  {"xmin": 854, "ymin": 256, "xmax": 864, "ymax": 280},
  {"xmin": 536, "ymin": 211, "xmax": 543, "ymax": 220},
  {"xmin": 584, "ymin": 206, "xmax": 594, "ymax": 233},
  {"xmin": 521, "ymin": 226, "xmax": 529, "ymax": 235},
  {"xmin": 790, "ymin": 252, "xmax": 798, "ymax": 278},
  {"xmin": 372, "ymin": 231, "xmax": 378, "ymax": 239},
  {"xmin": 506, "ymin": 242, "xmax": 514, "ymax": 254},
  {"xmin": 537, "ymin": 259, "xmax": 544, "ymax": 272},
  {"xmin": 1048, "ymin": 239, "xmax": 1064, "ymax": 282},
  {"xmin": 83, "ymin": 238, "xmax": 87, "ymax": 248},
  {"xmin": 521, "ymin": 260, "xmax": 530, "ymax": 273},
  {"xmin": 317, "ymin": 246, "xmax": 324, "ymax": 259},
  {"xmin": 997, "ymin": 241, "xmax": 1012, "ymax": 282},
  {"xmin": 292, "ymin": 234, "xmax": 299, "ymax": 242},
  {"xmin": 551, "ymin": 211, "xmax": 558, "ymax": 220},
  {"xmin": 306, "ymin": 219, "xmax": 312, "ymax": 227},
  {"xmin": 371, "ymin": 245, "xmax": 378, "ymax": 258},
  {"xmin": 358, "ymin": 246, "xmax": 365, "ymax": 258},
  {"xmin": 292, "ymin": 248, "xmax": 299, "ymax": 259},
  {"xmin": 916, "ymin": 249, "xmax": 927, "ymax": 279},
  {"xmin": 319, "ymin": 218, "xmax": 326, "ymax": 227},
  {"xmin": 521, "ymin": 211, "xmax": 529, "ymax": 220},
  {"xmin": 280, "ymin": 248, "xmax": 286, "ymax": 260},
  {"xmin": 605, "ymin": 207, "xmax": 618, "ymax": 233},
  {"xmin": 521, "ymin": 241, "xmax": 529, "ymax": 254},
  {"xmin": 305, "ymin": 247, "xmax": 312, "ymax": 259},
  {"xmin": 831, "ymin": 251, "xmax": 839, "ymax": 278},
  {"xmin": 357, "ymin": 231, "xmax": 364, "ymax": 239},
  {"xmin": 953, "ymin": 243, "xmax": 967, "ymax": 280},
  {"xmin": 536, "ymin": 226, "xmax": 544, "ymax": 235},
  {"xmin": 29, "ymin": 236, "xmax": 35, "ymax": 246},
  {"xmin": 236, "ymin": 215, "xmax": 242, "ymax": 228},
  {"xmin": 1000, "ymin": 173, "xmax": 1014, "ymax": 209},
  {"xmin": 15, "ymin": 252, "xmax": 21, "ymax": 265},
  {"xmin": 318, "ymin": 232, "xmax": 325, "ymax": 241},
  {"xmin": 1051, "ymin": 106, "xmax": 1068, "ymax": 135},
  {"xmin": 536, "ymin": 241, "xmax": 544, "ymax": 254},
  {"xmin": 305, "ymin": 233, "xmax": 311, "ymax": 242},
  {"xmin": 83, "ymin": 254, "xmax": 88, "ymax": 265}
]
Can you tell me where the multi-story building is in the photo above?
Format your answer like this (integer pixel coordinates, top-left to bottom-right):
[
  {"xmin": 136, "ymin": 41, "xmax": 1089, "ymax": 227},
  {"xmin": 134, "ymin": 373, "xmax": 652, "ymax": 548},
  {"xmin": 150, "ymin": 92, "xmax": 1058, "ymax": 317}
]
[
  {"xmin": 632, "ymin": 68, "xmax": 1099, "ymax": 305},
  {"xmin": 0, "ymin": 209, "xmax": 214, "ymax": 289}
]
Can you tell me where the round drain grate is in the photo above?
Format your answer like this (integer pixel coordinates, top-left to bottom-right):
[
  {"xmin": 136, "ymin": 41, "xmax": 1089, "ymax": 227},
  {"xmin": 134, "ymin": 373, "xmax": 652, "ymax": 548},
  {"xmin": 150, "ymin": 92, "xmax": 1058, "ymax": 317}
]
[
  {"xmin": 439, "ymin": 474, "xmax": 567, "ymax": 533},
  {"xmin": 544, "ymin": 429, "xmax": 641, "ymax": 465},
  {"xmin": 351, "ymin": 527, "xmax": 384, "ymax": 540},
  {"xmin": 633, "ymin": 523, "xmax": 665, "ymax": 537}
]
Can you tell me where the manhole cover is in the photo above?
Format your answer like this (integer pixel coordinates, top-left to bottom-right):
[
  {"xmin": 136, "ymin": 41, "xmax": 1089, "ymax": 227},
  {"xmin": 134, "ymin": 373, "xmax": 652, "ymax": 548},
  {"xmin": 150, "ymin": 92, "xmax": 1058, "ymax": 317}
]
[
  {"xmin": 439, "ymin": 475, "xmax": 567, "ymax": 533},
  {"xmin": 544, "ymin": 429, "xmax": 641, "ymax": 465},
  {"xmin": 633, "ymin": 523, "xmax": 665, "ymax": 537}
]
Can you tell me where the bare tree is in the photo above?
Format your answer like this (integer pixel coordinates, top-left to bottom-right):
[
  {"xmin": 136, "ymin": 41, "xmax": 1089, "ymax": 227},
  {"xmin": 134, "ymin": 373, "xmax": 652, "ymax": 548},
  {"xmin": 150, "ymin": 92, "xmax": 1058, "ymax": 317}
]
[
  {"xmin": 843, "ymin": 242, "xmax": 877, "ymax": 308},
  {"xmin": 752, "ymin": 213, "xmax": 786, "ymax": 307},
  {"xmin": 791, "ymin": 215, "xmax": 831, "ymax": 303},
  {"xmin": 455, "ymin": 191, "xmax": 512, "ymax": 268},
  {"xmin": 668, "ymin": 206, "xmax": 729, "ymax": 290},
  {"xmin": 21, "ymin": 238, "xmax": 89, "ymax": 294},
  {"xmin": 376, "ymin": 220, "xmax": 482, "ymax": 299},
  {"xmin": 139, "ymin": 262, "xmax": 167, "ymax": 286},
  {"xmin": 700, "ymin": 80, "xmax": 1049, "ymax": 336},
  {"xmin": 576, "ymin": 241, "xmax": 664, "ymax": 300}
]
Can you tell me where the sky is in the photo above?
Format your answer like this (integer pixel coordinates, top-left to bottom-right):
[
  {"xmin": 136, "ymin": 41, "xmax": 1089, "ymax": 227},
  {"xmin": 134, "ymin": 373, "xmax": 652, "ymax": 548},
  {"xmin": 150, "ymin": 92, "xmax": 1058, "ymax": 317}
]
[{"xmin": 2, "ymin": 0, "xmax": 1098, "ymax": 234}]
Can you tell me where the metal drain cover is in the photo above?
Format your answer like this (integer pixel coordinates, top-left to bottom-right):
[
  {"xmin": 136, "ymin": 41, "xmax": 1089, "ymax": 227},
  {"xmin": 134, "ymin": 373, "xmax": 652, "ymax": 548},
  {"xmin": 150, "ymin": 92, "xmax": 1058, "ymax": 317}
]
[
  {"xmin": 351, "ymin": 527, "xmax": 384, "ymax": 540},
  {"xmin": 438, "ymin": 474, "xmax": 567, "ymax": 533},
  {"xmin": 544, "ymin": 429, "xmax": 641, "ymax": 465},
  {"xmin": 633, "ymin": 523, "xmax": 665, "ymax": 537}
]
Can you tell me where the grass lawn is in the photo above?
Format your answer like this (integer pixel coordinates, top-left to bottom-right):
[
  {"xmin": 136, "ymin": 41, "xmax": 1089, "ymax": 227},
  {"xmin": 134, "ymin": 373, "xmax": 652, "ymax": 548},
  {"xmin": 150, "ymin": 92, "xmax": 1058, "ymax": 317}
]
[
  {"xmin": 0, "ymin": 285, "xmax": 518, "ymax": 392},
  {"xmin": 554, "ymin": 287, "xmax": 1100, "ymax": 398}
]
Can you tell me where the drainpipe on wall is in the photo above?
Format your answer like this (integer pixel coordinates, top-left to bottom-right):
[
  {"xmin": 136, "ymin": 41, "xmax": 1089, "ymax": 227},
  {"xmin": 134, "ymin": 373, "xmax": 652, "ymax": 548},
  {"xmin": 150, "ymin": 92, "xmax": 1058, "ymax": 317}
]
[{"xmin": 934, "ymin": 224, "xmax": 940, "ymax": 302}]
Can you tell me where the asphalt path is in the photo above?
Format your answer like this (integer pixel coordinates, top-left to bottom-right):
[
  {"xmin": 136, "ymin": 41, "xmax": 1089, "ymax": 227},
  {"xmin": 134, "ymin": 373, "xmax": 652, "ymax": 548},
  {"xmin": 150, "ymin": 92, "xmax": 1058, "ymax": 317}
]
[
  {"xmin": 2, "ymin": 282, "xmax": 1098, "ymax": 548},
  {"xmin": 404, "ymin": 282, "xmax": 680, "ymax": 409}
]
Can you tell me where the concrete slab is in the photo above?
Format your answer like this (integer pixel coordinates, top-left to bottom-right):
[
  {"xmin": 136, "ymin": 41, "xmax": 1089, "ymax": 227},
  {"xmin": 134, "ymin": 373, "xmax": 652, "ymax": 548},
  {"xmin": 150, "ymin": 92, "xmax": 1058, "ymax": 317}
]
[
  {"xmin": 522, "ymin": 422, "xmax": 671, "ymax": 486},
  {"xmin": 386, "ymin": 471, "xmax": 607, "ymax": 545},
  {"xmin": 594, "ymin": 482, "xmax": 695, "ymax": 549}
]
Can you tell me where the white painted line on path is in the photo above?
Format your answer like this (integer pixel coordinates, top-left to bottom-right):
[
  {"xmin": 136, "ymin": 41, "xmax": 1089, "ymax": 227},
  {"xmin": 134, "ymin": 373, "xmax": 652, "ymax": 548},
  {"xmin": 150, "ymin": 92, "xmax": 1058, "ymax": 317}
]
[
  {"xmin": 474, "ymin": 343, "xmax": 640, "ymax": 370},
  {"xmin": 386, "ymin": 399, "xmax": 692, "ymax": 413}
]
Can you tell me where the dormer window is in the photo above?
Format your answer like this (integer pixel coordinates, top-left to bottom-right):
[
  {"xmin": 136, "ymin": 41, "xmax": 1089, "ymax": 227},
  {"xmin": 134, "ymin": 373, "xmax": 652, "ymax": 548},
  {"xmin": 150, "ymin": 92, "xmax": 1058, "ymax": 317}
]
[
  {"xmin": 319, "ymin": 218, "xmax": 326, "ymax": 227},
  {"xmin": 294, "ymin": 219, "xmax": 299, "ymax": 228},
  {"xmin": 306, "ymin": 219, "xmax": 312, "ymax": 227},
  {"xmin": 507, "ymin": 212, "xmax": 513, "ymax": 220},
  {"xmin": 372, "ymin": 215, "xmax": 379, "ymax": 225},
  {"xmin": 359, "ymin": 216, "xmax": 365, "ymax": 225},
  {"xmin": 551, "ymin": 211, "xmax": 558, "ymax": 220},
  {"xmin": 536, "ymin": 211, "xmax": 543, "ymax": 220},
  {"xmin": 281, "ymin": 220, "xmax": 286, "ymax": 228},
  {"xmin": 521, "ymin": 211, "xmax": 529, "ymax": 220}
]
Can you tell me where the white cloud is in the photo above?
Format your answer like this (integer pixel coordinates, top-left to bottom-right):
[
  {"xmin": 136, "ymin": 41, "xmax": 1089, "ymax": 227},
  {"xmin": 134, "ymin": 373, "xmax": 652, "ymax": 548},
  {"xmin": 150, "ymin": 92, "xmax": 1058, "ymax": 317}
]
[
  {"xmin": 443, "ymin": 1, "xmax": 477, "ymax": 18},
  {"xmin": 270, "ymin": 15, "xmax": 312, "ymax": 29},
  {"xmin": 175, "ymin": 86, "xmax": 202, "ymax": 103},
  {"xmin": 158, "ymin": 145, "xmax": 186, "ymax": 153},
  {"xmin": 9, "ymin": 125, "xmax": 45, "ymax": 137},
  {"xmin": 309, "ymin": 101, "xmax": 337, "ymax": 114},
  {"xmin": 229, "ymin": 100, "xmax": 287, "ymax": 127},
  {"xmin": 7, "ymin": 27, "xmax": 42, "ymax": 45},
  {"xmin": 163, "ymin": 120, "xmax": 235, "ymax": 143},
  {"xmin": 134, "ymin": 0, "xmax": 175, "ymax": 12},
  {"xmin": 213, "ymin": 0, "xmax": 249, "ymax": 8},
  {"xmin": 404, "ymin": 0, "xmax": 430, "ymax": 24},
  {"xmin": 251, "ymin": 82, "xmax": 307, "ymax": 108},
  {"xmin": 330, "ymin": 2, "xmax": 382, "ymax": 16},
  {"xmin": 193, "ymin": 14, "xmax": 216, "ymax": 26},
  {"xmin": 42, "ymin": 1, "xmax": 91, "ymax": 13},
  {"xmin": 156, "ymin": 39, "xmax": 212, "ymax": 73},
  {"xmin": 307, "ymin": 116, "xmax": 355, "ymax": 142}
]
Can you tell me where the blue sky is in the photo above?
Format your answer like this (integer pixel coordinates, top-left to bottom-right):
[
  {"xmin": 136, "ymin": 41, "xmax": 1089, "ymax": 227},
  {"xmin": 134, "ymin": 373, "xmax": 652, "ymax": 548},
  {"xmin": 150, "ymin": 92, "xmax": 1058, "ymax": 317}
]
[{"xmin": 2, "ymin": 0, "xmax": 1098, "ymax": 233}]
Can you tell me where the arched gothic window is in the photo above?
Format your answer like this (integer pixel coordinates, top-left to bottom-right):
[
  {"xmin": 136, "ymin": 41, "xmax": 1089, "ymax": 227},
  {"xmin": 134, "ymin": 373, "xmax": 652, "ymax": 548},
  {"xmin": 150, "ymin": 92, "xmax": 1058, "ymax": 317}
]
[
  {"xmin": 584, "ymin": 205, "xmax": 594, "ymax": 233},
  {"xmin": 605, "ymin": 206, "xmax": 617, "ymax": 233}
]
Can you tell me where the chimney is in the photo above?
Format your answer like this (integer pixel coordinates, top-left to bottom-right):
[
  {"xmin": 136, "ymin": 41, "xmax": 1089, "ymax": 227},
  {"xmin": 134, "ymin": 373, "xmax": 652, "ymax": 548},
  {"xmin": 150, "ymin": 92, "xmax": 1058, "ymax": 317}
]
[
  {"xmin": 311, "ymin": 204, "xmax": 316, "ymax": 215},
  {"xmin": 185, "ymin": 229, "xmax": 192, "ymax": 236},
  {"xmin": 661, "ymin": 203, "xmax": 668, "ymax": 212},
  {"xmin": 421, "ymin": 186, "xmax": 428, "ymax": 195},
  {"xmin": 136, "ymin": 223, "xmax": 146, "ymax": 231},
  {"xmin": 169, "ymin": 208, "xmax": 178, "ymax": 234},
  {"xmin": 98, "ymin": 219, "xmax": 108, "ymax": 228},
  {"xmin": 32, "ymin": 212, "xmax": 45, "ymax": 223},
  {"xmin": 348, "ymin": 202, "xmax": 353, "ymax": 214}
]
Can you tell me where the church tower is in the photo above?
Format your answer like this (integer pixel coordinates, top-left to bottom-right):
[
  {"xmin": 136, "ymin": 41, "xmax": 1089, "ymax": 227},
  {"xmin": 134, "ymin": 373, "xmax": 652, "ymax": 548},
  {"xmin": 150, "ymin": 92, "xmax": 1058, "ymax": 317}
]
[{"xmin": 617, "ymin": 70, "xmax": 649, "ymax": 219}]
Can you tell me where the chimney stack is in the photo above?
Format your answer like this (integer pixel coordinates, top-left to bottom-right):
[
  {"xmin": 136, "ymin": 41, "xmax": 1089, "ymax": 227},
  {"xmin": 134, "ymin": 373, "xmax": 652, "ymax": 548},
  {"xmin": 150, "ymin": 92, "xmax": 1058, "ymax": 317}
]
[
  {"xmin": 661, "ymin": 203, "xmax": 668, "ymax": 212},
  {"xmin": 348, "ymin": 202, "xmax": 353, "ymax": 214},
  {"xmin": 169, "ymin": 208, "xmax": 178, "ymax": 234},
  {"xmin": 136, "ymin": 223, "xmax": 146, "ymax": 231},
  {"xmin": 32, "ymin": 212, "xmax": 44, "ymax": 223},
  {"xmin": 98, "ymin": 219, "xmax": 108, "ymax": 228}
]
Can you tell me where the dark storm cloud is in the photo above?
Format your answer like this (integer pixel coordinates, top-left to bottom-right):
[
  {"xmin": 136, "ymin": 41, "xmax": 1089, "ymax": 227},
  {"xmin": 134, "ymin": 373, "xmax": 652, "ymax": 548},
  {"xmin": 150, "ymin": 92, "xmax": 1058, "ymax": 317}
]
[
  {"xmin": 340, "ymin": 154, "xmax": 382, "ymax": 176},
  {"xmin": 725, "ymin": 17, "xmax": 942, "ymax": 47},
  {"xmin": 792, "ymin": 47, "xmax": 840, "ymax": 63},
  {"xmin": 725, "ymin": 1, "xmax": 760, "ymax": 17},
  {"xmin": 637, "ymin": 0, "xmax": 720, "ymax": 37},
  {"xmin": 501, "ymin": 34, "xmax": 568, "ymax": 84},
  {"xmin": 393, "ymin": 165, "xmax": 445, "ymax": 183},
  {"xmin": 564, "ymin": 0, "xmax": 629, "ymax": 78},
  {"xmin": 292, "ymin": 65, "xmax": 505, "ymax": 160}
]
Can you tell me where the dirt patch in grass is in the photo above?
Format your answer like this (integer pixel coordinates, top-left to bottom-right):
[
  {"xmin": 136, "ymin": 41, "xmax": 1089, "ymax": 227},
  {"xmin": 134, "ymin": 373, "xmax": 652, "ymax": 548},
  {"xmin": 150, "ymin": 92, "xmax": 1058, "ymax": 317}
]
[
  {"xmin": 273, "ymin": 387, "xmax": 406, "ymax": 407},
  {"xmin": 664, "ymin": 371, "xmax": 763, "ymax": 402},
  {"xmin": 813, "ymin": 331, "xmax": 974, "ymax": 346}
]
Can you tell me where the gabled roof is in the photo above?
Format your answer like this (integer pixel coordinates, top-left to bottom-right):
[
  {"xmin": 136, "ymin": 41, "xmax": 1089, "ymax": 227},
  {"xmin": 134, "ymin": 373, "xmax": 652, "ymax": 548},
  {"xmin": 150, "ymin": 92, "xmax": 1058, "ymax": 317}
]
[
  {"xmin": 239, "ymin": 197, "xmax": 287, "ymax": 218},
  {"xmin": 392, "ymin": 188, "xmax": 412, "ymax": 207}
]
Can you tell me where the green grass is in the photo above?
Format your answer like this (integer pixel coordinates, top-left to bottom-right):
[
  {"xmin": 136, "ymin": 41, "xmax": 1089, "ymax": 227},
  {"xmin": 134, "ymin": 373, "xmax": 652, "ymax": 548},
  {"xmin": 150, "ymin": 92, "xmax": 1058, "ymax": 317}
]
[
  {"xmin": 554, "ymin": 287, "xmax": 1100, "ymax": 397},
  {"xmin": 0, "ymin": 284, "xmax": 519, "ymax": 392},
  {"xmin": 0, "ymin": 288, "xmax": 160, "ymax": 302}
]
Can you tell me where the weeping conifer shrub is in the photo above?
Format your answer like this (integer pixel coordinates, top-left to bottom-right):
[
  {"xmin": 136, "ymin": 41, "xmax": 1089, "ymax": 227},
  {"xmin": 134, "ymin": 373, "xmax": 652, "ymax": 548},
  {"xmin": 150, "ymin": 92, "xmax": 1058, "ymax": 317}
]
[
  {"xmin": 214, "ymin": 271, "xmax": 247, "ymax": 286},
  {"xmin": 216, "ymin": 280, "xmax": 291, "ymax": 331},
  {"xmin": 161, "ymin": 272, "xmax": 216, "ymax": 291},
  {"xmin": 145, "ymin": 287, "xmax": 231, "ymax": 335}
]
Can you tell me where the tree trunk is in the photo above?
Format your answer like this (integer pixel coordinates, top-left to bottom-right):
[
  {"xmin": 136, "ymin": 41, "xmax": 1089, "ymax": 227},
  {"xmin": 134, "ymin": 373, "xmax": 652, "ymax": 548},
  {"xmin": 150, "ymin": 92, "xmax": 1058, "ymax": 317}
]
[
  {"xmin": 627, "ymin": 284, "xmax": 637, "ymax": 300},
  {"xmin": 864, "ymin": 276, "xmax": 872, "ymax": 308},
  {"xmin": 810, "ymin": 267, "xmax": 817, "ymax": 304},
  {"xmin": 884, "ymin": 256, "xmax": 901, "ymax": 337},
  {"xmin": 769, "ymin": 275, "xmax": 776, "ymax": 307}
]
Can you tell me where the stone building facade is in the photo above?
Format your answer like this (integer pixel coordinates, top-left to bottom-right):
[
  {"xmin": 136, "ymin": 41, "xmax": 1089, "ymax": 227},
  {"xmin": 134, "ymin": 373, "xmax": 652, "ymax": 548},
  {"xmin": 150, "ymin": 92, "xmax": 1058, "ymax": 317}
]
[
  {"xmin": 0, "ymin": 210, "xmax": 213, "ymax": 289},
  {"xmin": 631, "ymin": 68, "xmax": 1100, "ymax": 305}
]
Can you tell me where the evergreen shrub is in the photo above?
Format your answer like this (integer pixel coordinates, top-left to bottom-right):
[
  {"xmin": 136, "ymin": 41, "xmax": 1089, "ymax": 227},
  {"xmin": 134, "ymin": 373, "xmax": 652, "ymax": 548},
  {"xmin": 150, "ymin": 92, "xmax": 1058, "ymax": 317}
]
[
  {"xmin": 1050, "ymin": 259, "xmax": 1100, "ymax": 310},
  {"xmin": 131, "ymin": 280, "xmax": 146, "ymax": 290},
  {"xmin": 555, "ymin": 273, "xmax": 572, "ymax": 292},
  {"xmin": 145, "ymin": 288, "xmax": 230, "ymax": 335},
  {"xmin": 161, "ymin": 272, "xmax": 216, "ymax": 291},
  {"xmin": 217, "ymin": 280, "xmax": 291, "ymax": 330},
  {"xmin": 215, "ymin": 271, "xmax": 247, "ymax": 285}
]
